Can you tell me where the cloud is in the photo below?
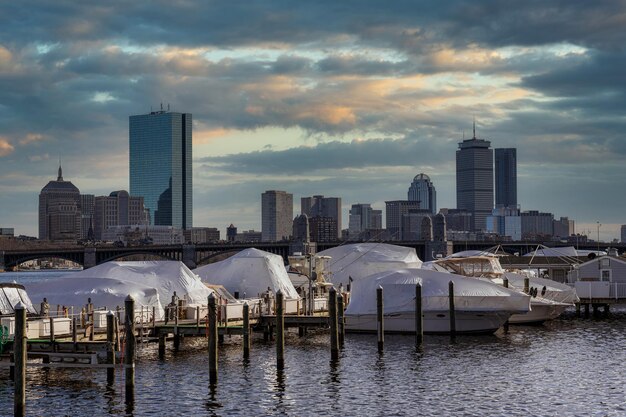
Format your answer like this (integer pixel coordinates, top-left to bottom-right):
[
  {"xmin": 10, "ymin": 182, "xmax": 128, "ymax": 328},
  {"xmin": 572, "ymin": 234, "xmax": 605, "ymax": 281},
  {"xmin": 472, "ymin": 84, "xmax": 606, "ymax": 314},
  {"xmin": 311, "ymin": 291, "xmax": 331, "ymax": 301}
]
[{"xmin": 0, "ymin": 137, "xmax": 15, "ymax": 156}]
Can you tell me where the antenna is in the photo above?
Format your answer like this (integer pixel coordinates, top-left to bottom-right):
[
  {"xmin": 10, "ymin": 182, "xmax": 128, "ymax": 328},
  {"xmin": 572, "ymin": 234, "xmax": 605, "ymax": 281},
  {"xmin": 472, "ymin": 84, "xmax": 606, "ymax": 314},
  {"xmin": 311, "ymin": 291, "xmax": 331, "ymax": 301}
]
[{"xmin": 472, "ymin": 117, "xmax": 476, "ymax": 139}]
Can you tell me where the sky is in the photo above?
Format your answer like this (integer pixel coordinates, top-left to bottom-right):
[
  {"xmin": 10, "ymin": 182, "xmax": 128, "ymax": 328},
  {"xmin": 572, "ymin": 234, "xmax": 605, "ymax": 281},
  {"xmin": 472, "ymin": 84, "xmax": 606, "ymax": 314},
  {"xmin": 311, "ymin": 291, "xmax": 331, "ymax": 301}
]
[{"xmin": 1, "ymin": 1, "xmax": 626, "ymax": 241}]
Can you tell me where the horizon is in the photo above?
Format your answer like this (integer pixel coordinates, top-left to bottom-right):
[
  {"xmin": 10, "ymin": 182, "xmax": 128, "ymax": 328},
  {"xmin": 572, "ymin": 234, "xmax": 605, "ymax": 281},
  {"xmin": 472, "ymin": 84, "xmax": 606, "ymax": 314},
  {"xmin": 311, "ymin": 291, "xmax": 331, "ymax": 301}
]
[{"xmin": 1, "ymin": 2, "xmax": 625, "ymax": 241}]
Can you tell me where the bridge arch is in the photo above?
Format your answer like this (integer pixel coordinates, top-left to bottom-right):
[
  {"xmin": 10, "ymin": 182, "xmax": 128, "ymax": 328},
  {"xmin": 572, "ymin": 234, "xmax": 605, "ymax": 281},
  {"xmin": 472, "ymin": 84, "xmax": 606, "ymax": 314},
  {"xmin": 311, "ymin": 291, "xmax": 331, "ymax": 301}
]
[
  {"xmin": 5, "ymin": 254, "xmax": 84, "ymax": 270},
  {"xmin": 195, "ymin": 249, "xmax": 242, "ymax": 267},
  {"xmin": 97, "ymin": 251, "xmax": 179, "ymax": 265}
]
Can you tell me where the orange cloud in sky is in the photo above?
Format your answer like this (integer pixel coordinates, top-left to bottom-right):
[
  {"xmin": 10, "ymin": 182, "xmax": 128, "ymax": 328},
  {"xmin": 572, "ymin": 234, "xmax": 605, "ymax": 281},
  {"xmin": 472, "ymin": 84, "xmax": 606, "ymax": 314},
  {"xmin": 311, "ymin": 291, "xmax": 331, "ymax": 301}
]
[
  {"xmin": 19, "ymin": 133, "xmax": 46, "ymax": 145},
  {"xmin": 0, "ymin": 137, "xmax": 15, "ymax": 156},
  {"xmin": 194, "ymin": 128, "xmax": 232, "ymax": 145}
]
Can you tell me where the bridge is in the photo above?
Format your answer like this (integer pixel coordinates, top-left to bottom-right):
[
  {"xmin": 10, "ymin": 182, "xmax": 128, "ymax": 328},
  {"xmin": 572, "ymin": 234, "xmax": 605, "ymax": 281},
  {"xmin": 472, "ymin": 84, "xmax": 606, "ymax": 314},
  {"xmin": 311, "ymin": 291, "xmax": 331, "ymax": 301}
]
[{"xmin": 1, "ymin": 240, "xmax": 624, "ymax": 271}]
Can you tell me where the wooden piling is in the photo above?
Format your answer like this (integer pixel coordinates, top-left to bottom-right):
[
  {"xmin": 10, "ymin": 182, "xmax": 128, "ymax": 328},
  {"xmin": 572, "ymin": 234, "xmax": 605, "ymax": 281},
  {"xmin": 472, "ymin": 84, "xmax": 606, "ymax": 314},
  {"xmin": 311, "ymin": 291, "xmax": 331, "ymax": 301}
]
[
  {"xmin": 152, "ymin": 306, "xmax": 156, "ymax": 332},
  {"xmin": 49, "ymin": 317, "xmax": 55, "ymax": 352},
  {"xmin": 14, "ymin": 303, "xmax": 26, "ymax": 417},
  {"xmin": 158, "ymin": 333, "xmax": 166, "ymax": 359},
  {"xmin": 329, "ymin": 287, "xmax": 339, "ymax": 360},
  {"xmin": 415, "ymin": 283, "xmax": 423, "ymax": 346},
  {"xmin": 276, "ymin": 290, "xmax": 285, "ymax": 370},
  {"xmin": 72, "ymin": 317, "xmax": 77, "ymax": 352},
  {"xmin": 584, "ymin": 303, "xmax": 590, "ymax": 318},
  {"xmin": 208, "ymin": 294, "xmax": 218, "ymax": 385},
  {"xmin": 243, "ymin": 303, "xmax": 250, "ymax": 359},
  {"xmin": 124, "ymin": 296, "xmax": 136, "ymax": 405},
  {"xmin": 106, "ymin": 312, "xmax": 116, "ymax": 385},
  {"xmin": 337, "ymin": 292, "xmax": 345, "ymax": 348},
  {"xmin": 576, "ymin": 303, "xmax": 581, "ymax": 317},
  {"xmin": 448, "ymin": 281, "xmax": 456, "ymax": 336},
  {"xmin": 503, "ymin": 277, "xmax": 509, "ymax": 288},
  {"xmin": 196, "ymin": 306, "xmax": 200, "ymax": 328},
  {"xmin": 376, "ymin": 286, "xmax": 384, "ymax": 353},
  {"xmin": 523, "ymin": 277, "xmax": 530, "ymax": 294}
]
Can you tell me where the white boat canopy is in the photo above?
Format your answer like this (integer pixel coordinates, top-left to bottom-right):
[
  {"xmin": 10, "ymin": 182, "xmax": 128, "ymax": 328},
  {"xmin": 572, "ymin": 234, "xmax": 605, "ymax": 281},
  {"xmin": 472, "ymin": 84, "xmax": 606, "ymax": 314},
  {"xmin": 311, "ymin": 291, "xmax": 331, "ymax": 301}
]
[
  {"xmin": 0, "ymin": 283, "xmax": 37, "ymax": 315},
  {"xmin": 195, "ymin": 248, "xmax": 300, "ymax": 300},
  {"xmin": 318, "ymin": 243, "xmax": 423, "ymax": 288},
  {"xmin": 24, "ymin": 261, "xmax": 213, "ymax": 319},
  {"xmin": 345, "ymin": 268, "xmax": 530, "ymax": 316}
]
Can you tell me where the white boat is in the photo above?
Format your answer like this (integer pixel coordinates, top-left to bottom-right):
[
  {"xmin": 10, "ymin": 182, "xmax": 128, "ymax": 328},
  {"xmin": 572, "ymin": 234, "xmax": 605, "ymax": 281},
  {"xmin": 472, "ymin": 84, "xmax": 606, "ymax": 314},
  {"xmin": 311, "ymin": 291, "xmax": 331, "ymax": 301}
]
[
  {"xmin": 428, "ymin": 254, "xmax": 577, "ymax": 324},
  {"xmin": 345, "ymin": 268, "xmax": 530, "ymax": 334}
]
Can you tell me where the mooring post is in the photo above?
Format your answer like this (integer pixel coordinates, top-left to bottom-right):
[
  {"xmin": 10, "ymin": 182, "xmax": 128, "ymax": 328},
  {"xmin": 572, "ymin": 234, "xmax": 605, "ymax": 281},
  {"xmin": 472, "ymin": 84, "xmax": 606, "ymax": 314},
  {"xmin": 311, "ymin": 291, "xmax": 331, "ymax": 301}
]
[
  {"xmin": 584, "ymin": 303, "xmax": 590, "ymax": 318},
  {"xmin": 502, "ymin": 277, "xmax": 510, "ymax": 332},
  {"xmin": 276, "ymin": 290, "xmax": 285, "ymax": 370},
  {"xmin": 377, "ymin": 286, "xmax": 384, "ymax": 353},
  {"xmin": 124, "ymin": 295, "xmax": 136, "ymax": 405},
  {"xmin": 72, "ymin": 317, "xmax": 77, "ymax": 350},
  {"xmin": 196, "ymin": 306, "xmax": 200, "ymax": 328},
  {"xmin": 14, "ymin": 303, "xmax": 26, "ymax": 417},
  {"xmin": 49, "ymin": 317, "xmax": 56, "ymax": 352},
  {"xmin": 243, "ymin": 302, "xmax": 250, "ymax": 359},
  {"xmin": 523, "ymin": 277, "xmax": 530, "ymax": 294},
  {"xmin": 415, "ymin": 283, "xmax": 423, "ymax": 346},
  {"xmin": 158, "ymin": 333, "xmax": 166, "ymax": 359},
  {"xmin": 329, "ymin": 287, "xmax": 339, "ymax": 360},
  {"xmin": 106, "ymin": 312, "xmax": 116, "ymax": 385},
  {"xmin": 576, "ymin": 303, "xmax": 581, "ymax": 317},
  {"xmin": 152, "ymin": 306, "xmax": 156, "ymax": 331},
  {"xmin": 208, "ymin": 294, "xmax": 218, "ymax": 385},
  {"xmin": 448, "ymin": 281, "xmax": 456, "ymax": 336},
  {"xmin": 337, "ymin": 291, "xmax": 345, "ymax": 348}
]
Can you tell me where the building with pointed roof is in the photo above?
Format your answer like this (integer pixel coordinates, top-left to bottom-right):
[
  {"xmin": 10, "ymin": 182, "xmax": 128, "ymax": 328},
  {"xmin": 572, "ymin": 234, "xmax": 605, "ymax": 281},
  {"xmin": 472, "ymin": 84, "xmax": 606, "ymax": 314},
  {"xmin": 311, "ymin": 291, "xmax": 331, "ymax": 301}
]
[{"xmin": 39, "ymin": 165, "xmax": 82, "ymax": 241}]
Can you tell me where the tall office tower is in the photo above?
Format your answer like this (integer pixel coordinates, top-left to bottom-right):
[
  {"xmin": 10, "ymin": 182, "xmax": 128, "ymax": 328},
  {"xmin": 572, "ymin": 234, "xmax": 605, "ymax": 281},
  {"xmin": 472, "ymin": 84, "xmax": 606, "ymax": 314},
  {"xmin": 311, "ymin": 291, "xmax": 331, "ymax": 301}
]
[
  {"xmin": 407, "ymin": 173, "xmax": 437, "ymax": 214},
  {"xmin": 93, "ymin": 190, "xmax": 147, "ymax": 240},
  {"xmin": 385, "ymin": 200, "xmax": 421, "ymax": 240},
  {"xmin": 495, "ymin": 148, "xmax": 517, "ymax": 208},
  {"xmin": 80, "ymin": 194, "xmax": 95, "ymax": 240},
  {"xmin": 129, "ymin": 109, "xmax": 192, "ymax": 229},
  {"xmin": 39, "ymin": 165, "xmax": 82, "ymax": 241},
  {"xmin": 301, "ymin": 195, "xmax": 342, "ymax": 238},
  {"xmin": 621, "ymin": 225, "xmax": 626, "ymax": 244},
  {"xmin": 456, "ymin": 125, "xmax": 493, "ymax": 231},
  {"xmin": 226, "ymin": 224, "xmax": 237, "ymax": 242},
  {"xmin": 292, "ymin": 214, "xmax": 310, "ymax": 242},
  {"xmin": 261, "ymin": 190, "xmax": 293, "ymax": 242}
]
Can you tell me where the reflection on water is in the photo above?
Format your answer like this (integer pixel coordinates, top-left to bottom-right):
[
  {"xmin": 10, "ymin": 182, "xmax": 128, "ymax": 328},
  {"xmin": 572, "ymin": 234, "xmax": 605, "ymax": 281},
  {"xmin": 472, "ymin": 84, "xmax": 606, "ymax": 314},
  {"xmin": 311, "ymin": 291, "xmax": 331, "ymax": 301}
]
[{"xmin": 2, "ymin": 271, "xmax": 626, "ymax": 416}]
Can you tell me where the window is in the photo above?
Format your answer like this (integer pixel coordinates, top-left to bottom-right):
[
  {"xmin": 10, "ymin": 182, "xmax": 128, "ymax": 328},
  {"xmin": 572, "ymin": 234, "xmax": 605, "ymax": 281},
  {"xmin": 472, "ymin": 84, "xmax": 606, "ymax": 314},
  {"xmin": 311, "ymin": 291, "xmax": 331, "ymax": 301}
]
[{"xmin": 601, "ymin": 269, "xmax": 611, "ymax": 281}]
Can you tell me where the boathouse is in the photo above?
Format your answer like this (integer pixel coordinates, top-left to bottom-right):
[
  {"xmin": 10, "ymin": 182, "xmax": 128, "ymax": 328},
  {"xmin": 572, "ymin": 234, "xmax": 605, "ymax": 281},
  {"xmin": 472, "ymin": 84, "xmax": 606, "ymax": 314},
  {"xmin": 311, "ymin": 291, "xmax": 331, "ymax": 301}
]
[{"xmin": 571, "ymin": 256, "xmax": 626, "ymax": 301}]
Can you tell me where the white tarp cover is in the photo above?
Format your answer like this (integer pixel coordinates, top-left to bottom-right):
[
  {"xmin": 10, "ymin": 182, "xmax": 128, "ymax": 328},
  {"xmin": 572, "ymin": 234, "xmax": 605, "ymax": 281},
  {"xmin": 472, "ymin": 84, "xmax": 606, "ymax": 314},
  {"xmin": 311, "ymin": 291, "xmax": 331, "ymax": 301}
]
[
  {"xmin": 24, "ymin": 261, "xmax": 213, "ymax": 319},
  {"xmin": 523, "ymin": 247, "xmax": 580, "ymax": 257},
  {"xmin": 195, "ymin": 248, "xmax": 300, "ymax": 299},
  {"xmin": 345, "ymin": 269, "xmax": 531, "ymax": 316},
  {"xmin": 318, "ymin": 243, "xmax": 423, "ymax": 287},
  {"xmin": 0, "ymin": 284, "xmax": 37, "ymax": 314},
  {"xmin": 502, "ymin": 272, "xmax": 579, "ymax": 304}
]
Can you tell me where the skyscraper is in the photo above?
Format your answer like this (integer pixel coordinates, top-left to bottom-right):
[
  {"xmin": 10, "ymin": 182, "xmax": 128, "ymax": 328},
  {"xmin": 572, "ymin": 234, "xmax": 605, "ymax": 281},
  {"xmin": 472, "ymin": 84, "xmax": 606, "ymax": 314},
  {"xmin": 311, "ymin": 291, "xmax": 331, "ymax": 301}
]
[
  {"xmin": 495, "ymin": 148, "xmax": 517, "ymax": 208},
  {"xmin": 261, "ymin": 190, "xmax": 293, "ymax": 241},
  {"xmin": 129, "ymin": 109, "xmax": 192, "ymax": 229},
  {"xmin": 39, "ymin": 165, "xmax": 82, "ymax": 241},
  {"xmin": 456, "ymin": 125, "xmax": 493, "ymax": 231},
  {"xmin": 407, "ymin": 173, "xmax": 437, "ymax": 214},
  {"xmin": 301, "ymin": 195, "xmax": 342, "ymax": 239}
]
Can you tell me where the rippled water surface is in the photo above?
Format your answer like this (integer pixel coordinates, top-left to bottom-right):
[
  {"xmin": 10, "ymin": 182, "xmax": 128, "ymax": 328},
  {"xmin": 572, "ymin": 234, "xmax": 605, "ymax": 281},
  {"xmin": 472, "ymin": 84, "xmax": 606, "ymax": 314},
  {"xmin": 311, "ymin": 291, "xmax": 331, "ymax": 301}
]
[{"xmin": 2, "ymin": 272, "xmax": 626, "ymax": 416}]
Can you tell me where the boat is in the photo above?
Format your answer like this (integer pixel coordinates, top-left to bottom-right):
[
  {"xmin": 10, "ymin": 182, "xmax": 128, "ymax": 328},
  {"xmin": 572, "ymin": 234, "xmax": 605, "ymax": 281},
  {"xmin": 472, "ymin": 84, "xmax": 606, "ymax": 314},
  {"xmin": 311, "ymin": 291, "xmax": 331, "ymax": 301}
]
[
  {"xmin": 317, "ymin": 242, "xmax": 423, "ymax": 288},
  {"xmin": 0, "ymin": 283, "xmax": 38, "ymax": 315},
  {"xmin": 427, "ymin": 254, "xmax": 578, "ymax": 324},
  {"xmin": 344, "ymin": 268, "xmax": 531, "ymax": 334}
]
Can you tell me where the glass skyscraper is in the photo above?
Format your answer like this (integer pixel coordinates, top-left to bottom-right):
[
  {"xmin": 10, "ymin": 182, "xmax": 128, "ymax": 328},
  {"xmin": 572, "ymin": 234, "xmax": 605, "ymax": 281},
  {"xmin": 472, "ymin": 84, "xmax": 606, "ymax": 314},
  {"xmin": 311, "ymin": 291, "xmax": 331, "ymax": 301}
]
[
  {"xmin": 129, "ymin": 110, "xmax": 192, "ymax": 229},
  {"xmin": 407, "ymin": 173, "xmax": 437, "ymax": 214},
  {"xmin": 494, "ymin": 148, "xmax": 517, "ymax": 208}
]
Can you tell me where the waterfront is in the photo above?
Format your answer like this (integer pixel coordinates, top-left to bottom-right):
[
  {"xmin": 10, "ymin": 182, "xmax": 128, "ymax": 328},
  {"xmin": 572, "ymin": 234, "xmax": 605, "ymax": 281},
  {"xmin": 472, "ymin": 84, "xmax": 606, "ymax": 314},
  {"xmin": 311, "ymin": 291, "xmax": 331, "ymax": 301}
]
[{"xmin": 2, "ymin": 272, "xmax": 626, "ymax": 416}]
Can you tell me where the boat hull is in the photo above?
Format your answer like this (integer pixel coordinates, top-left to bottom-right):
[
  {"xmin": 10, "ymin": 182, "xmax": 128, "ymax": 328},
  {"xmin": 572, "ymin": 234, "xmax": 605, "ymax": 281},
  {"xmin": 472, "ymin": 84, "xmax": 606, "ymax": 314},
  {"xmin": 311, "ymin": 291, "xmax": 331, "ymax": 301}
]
[
  {"xmin": 345, "ymin": 310, "xmax": 512, "ymax": 334},
  {"xmin": 508, "ymin": 303, "xmax": 569, "ymax": 324}
]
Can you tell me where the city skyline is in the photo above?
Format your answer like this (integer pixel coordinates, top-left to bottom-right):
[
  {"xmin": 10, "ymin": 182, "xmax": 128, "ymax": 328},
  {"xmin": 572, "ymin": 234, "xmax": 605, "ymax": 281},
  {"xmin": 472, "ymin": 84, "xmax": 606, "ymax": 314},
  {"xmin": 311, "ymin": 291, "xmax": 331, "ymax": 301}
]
[{"xmin": 1, "ymin": 2, "xmax": 625, "ymax": 240}]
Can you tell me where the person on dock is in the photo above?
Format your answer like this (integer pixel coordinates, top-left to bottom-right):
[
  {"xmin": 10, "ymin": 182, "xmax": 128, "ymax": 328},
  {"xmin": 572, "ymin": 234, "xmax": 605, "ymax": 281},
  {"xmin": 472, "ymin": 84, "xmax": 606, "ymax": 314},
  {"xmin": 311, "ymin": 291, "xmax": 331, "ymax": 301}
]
[{"xmin": 40, "ymin": 298, "xmax": 50, "ymax": 318}]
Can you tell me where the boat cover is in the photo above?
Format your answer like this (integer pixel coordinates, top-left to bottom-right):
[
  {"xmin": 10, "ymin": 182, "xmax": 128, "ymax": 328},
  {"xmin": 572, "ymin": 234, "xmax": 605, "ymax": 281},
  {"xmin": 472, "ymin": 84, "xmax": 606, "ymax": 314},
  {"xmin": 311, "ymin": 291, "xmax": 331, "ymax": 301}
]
[
  {"xmin": 502, "ymin": 272, "xmax": 579, "ymax": 304},
  {"xmin": 318, "ymin": 243, "xmax": 422, "ymax": 287},
  {"xmin": 24, "ymin": 261, "xmax": 213, "ymax": 319},
  {"xmin": 195, "ymin": 248, "xmax": 300, "ymax": 299},
  {"xmin": 0, "ymin": 284, "xmax": 37, "ymax": 314},
  {"xmin": 345, "ymin": 269, "xmax": 531, "ymax": 316}
]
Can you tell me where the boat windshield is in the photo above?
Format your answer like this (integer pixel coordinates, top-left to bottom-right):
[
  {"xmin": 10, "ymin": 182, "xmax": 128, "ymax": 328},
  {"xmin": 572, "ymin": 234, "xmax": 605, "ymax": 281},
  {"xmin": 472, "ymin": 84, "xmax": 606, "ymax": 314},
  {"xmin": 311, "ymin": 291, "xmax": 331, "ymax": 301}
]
[{"xmin": 435, "ymin": 256, "xmax": 504, "ymax": 278}]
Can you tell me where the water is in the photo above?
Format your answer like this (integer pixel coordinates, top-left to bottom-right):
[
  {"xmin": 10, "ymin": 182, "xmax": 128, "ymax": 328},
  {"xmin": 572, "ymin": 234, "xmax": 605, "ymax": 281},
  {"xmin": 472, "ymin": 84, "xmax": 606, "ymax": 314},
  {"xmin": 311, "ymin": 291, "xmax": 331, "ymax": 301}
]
[{"xmin": 2, "ymin": 272, "xmax": 626, "ymax": 416}]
